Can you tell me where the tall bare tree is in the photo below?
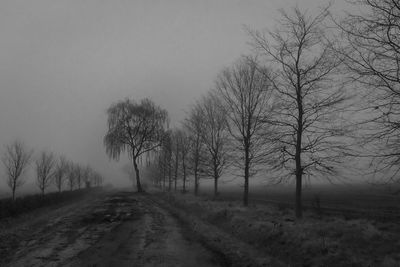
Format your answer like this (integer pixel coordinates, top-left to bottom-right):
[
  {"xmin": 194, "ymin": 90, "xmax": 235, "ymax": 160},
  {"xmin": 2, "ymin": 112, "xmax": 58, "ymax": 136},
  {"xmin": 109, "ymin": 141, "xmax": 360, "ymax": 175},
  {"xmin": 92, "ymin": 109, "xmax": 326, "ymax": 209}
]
[
  {"xmin": 215, "ymin": 57, "xmax": 274, "ymax": 206},
  {"xmin": 53, "ymin": 155, "xmax": 68, "ymax": 193},
  {"xmin": 198, "ymin": 92, "xmax": 229, "ymax": 197},
  {"xmin": 1, "ymin": 140, "xmax": 32, "ymax": 200},
  {"xmin": 36, "ymin": 151, "xmax": 56, "ymax": 196},
  {"xmin": 104, "ymin": 98, "xmax": 168, "ymax": 192},
  {"xmin": 250, "ymin": 7, "xmax": 349, "ymax": 218},
  {"xmin": 339, "ymin": 0, "xmax": 400, "ymax": 181}
]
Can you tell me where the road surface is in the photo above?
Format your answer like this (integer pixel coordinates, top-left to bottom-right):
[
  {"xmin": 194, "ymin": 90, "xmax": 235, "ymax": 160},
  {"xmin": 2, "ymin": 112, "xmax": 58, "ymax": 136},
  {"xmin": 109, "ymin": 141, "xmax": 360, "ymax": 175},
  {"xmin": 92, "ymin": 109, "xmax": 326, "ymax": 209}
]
[{"xmin": 0, "ymin": 190, "xmax": 226, "ymax": 267}]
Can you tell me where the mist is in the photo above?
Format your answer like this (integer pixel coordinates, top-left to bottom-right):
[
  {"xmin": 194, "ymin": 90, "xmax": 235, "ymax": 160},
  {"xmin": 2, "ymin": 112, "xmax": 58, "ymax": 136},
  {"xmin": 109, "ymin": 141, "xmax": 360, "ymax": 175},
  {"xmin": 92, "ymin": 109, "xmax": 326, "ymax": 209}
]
[{"xmin": 0, "ymin": 0, "xmax": 349, "ymax": 191}]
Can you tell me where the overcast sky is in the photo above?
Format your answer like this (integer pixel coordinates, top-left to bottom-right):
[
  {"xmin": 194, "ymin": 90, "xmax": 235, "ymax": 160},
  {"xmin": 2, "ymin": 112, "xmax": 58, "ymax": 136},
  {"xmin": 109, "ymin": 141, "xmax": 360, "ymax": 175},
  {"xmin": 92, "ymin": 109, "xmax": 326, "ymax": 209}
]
[{"xmin": 0, "ymin": 0, "xmax": 349, "ymax": 190}]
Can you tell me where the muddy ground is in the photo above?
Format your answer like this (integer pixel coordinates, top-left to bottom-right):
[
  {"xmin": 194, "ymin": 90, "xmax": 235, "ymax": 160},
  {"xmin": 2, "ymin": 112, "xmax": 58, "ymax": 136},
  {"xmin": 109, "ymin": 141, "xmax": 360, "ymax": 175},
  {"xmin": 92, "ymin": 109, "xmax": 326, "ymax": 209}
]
[
  {"xmin": 0, "ymin": 189, "xmax": 248, "ymax": 267},
  {"xmin": 2, "ymin": 188, "xmax": 398, "ymax": 267}
]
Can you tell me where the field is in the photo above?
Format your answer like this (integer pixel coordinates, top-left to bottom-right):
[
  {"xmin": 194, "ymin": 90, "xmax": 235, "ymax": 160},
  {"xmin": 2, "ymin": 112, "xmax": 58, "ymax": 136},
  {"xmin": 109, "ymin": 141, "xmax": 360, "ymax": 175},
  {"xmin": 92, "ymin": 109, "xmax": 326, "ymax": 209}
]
[
  {"xmin": 0, "ymin": 183, "xmax": 399, "ymax": 266},
  {"xmin": 159, "ymin": 183, "xmax": 400, "ymax": 266},
  {"xmin": 189, "ymin": 181, "xmax": 400, "ymax": 221}
]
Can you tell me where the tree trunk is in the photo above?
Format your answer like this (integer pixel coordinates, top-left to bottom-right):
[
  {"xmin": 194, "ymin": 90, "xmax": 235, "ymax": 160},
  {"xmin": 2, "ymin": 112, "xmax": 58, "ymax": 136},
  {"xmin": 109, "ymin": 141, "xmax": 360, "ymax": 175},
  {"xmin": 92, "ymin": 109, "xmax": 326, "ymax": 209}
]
[
  {"xmin": 194, "ymin": 170, "xmax": 199, "ymax": 196},
  {"xmin": 162, "ymin": 155, "xmax": 166, "ymax": 190},
  {"xmin": 213, "ymin": 162, "xmax": 219, "ymax": 197},
  {"xmin": 243, "ymin": 145, "xmax": 250, "ymax": 207},
  {"xmin": 182, "ymin": 157, "xmax": 186, "ymax": 193},
  {"xmin": 168, "ymin": 157, "xmax": 172, "ymax": 191},
  {"xmin": 295, "ymin": 86, "xmax": 304, "ymax": 219},
  {"xmin": 133, "ymin": 157, "xmax": 143, "ymax": 192},
  {"xmin": 194, "ymin": 135, "xmax": 200, "ymax": 196},
  {"xmin": 12, "ymin": 182, "xmax": 16, "ymax": 201},
  {"xmin": 214, "ymin": 175, "xmax": 218, "ymax": 197},
  {"xmin": 174, "ymin": 145, "xmax": 179, "ymax": 192}
]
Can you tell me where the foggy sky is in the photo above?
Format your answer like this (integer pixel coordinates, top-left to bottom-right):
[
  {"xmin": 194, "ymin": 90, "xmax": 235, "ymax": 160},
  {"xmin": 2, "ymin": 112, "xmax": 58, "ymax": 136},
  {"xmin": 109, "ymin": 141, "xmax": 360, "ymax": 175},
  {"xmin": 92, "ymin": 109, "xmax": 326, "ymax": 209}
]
[{"xmin": 0, "ymin": 0, "xmax": 349, "ymax": 190}]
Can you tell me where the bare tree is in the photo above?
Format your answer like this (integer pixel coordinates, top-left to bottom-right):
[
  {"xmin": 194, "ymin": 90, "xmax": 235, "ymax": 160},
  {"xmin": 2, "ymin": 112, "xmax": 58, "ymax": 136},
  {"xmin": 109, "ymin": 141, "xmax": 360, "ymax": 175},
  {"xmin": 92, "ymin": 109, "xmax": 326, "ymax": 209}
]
[
  {"xmin": 1, "ymin": 140, "xmax": 32, "ymax": 200},
  {"xmin": 104, "ymin": 98, "xmax": 168, "ymax": 192},
  {"xmin": 215, "ymin": 57, "xmax": 274, "ymax": 206},
  {"xmin": 53, "ymin": 155, "xmax": 68, "ymax": 193},
  {"xmin": 160, "ymin": 130, "xmax": 173, "ymax": 191},
  {"xmin": 250, "ymin": 7, "xmax": 349, "ymax": 218},
  {"xmin": 176, "ymin": 129, "xmax": 190, "ymax": 193},
  {"xmin": 83, "ymin": 165, "xmax": 93, "ymax": 188},
  {"xmin": 74, "ymin": 164, "xmax": 82, "ymax": 190},
  {"xmin": 36, "ymin": 151, "xmax": 56, "ymax": 196},
  {"xmin": 92, "ymin": 171, "xmax": 103, "ymax": 187},
  {"xmin": 66, "ymin": 161, "xmax": 75, "ymax": 191},
  {"xmin": 184, "ymin": 102, "xmax": 206, "ymax": 195},
  {"xmin": 339, "ymin": 0, "xmax": 400, "ymax": 181},
  {"xmin": 171, "ymin": 129, "xmax": 180, "ymax": 192},
  {"xmin": 158, "ymin": 148, "xmax": 166, "ymax": 189},
  {"xmin": 198, "ymin": 91, "xmax": 229, "ymax": 197}
]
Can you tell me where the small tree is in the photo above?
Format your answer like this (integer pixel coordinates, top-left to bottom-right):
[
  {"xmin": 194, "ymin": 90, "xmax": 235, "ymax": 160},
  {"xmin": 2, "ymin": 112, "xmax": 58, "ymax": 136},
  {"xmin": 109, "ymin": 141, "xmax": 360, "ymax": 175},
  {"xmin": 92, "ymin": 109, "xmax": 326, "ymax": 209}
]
[
  {"xmin": 215, "ymin": 57, "xmax": 274, "ymax": 206},
  {"xmin": 104, "ymin": 98, "xmax": 168, "ymax": 192},
  {"xmin": 171, "ymin": 129, "xmax": 180, "ymax": 192},
  {"xmin": 160, "ymin": 130, "xmax": 173, "ymax": 191},
  {"xmin": 83, "ymin": 165, "xmax": 93, "ymax": 188},
  {"xmin": 53, "ymin": 155, "xmax": 68, "ymax": 193},
  {"xmin": 184, "ymin": 102, "xmax": 206, "ymax": 196},
  {"xmin": 198, "ymin": 91, "xmax": 229, "ymax": 197},
  {"xmin": 2, "ymin": 140, "xmax": 32, "ymax": 200},
  {"xmin": 92, "ymin": 171, "xmax": 103, "ymax": 187},
  {"xmin": 74, "ymin": 164, "xmax": 83, "ymax": 190},
  {"xmin": 176, "ymin": 129, "xmax": 190, "ymax": 193},
  {"xmin": 66, "ymin": 161, "xmax": 75, "ymax": 191},
  {"xmin": 36, "ymin": 151, "xmax": 56, "ymax": 196}
]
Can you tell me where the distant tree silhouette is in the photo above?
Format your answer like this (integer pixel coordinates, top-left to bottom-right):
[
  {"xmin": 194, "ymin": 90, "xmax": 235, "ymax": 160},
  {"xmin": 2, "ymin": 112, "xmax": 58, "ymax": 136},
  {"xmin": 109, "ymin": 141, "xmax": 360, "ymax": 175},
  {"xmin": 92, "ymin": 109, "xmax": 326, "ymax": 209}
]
[
  {"xmin": 66, "ymin": 161, "xmax": 76, "ymax": 191},
  {"xmin": 1, "ymin": 140, "xmax": 32, "ymax": 200},
  {"xmin": 35, "ymin": 151, "xmax": 56, "ymax": 196},
  {"xmin": 53, "ymin": 155, "xmax": 68, "ymax": 193}
]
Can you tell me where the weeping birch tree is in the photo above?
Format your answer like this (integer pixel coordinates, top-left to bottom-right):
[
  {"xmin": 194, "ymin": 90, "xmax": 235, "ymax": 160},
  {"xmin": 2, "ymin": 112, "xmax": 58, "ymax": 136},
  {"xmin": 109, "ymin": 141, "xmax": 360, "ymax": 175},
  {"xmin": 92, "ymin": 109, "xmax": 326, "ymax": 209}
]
[{"xmin": 104, "ymin": 98, "xmax": 168, "ymax": 192}]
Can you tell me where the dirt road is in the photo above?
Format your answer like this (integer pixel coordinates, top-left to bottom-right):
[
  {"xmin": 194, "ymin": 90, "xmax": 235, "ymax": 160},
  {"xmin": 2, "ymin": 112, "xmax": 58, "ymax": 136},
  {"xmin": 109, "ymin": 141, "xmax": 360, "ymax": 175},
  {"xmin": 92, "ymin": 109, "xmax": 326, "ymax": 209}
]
[{"xmin": 0, "ymin": 190, "xmax": 225, "ymax": 267}]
